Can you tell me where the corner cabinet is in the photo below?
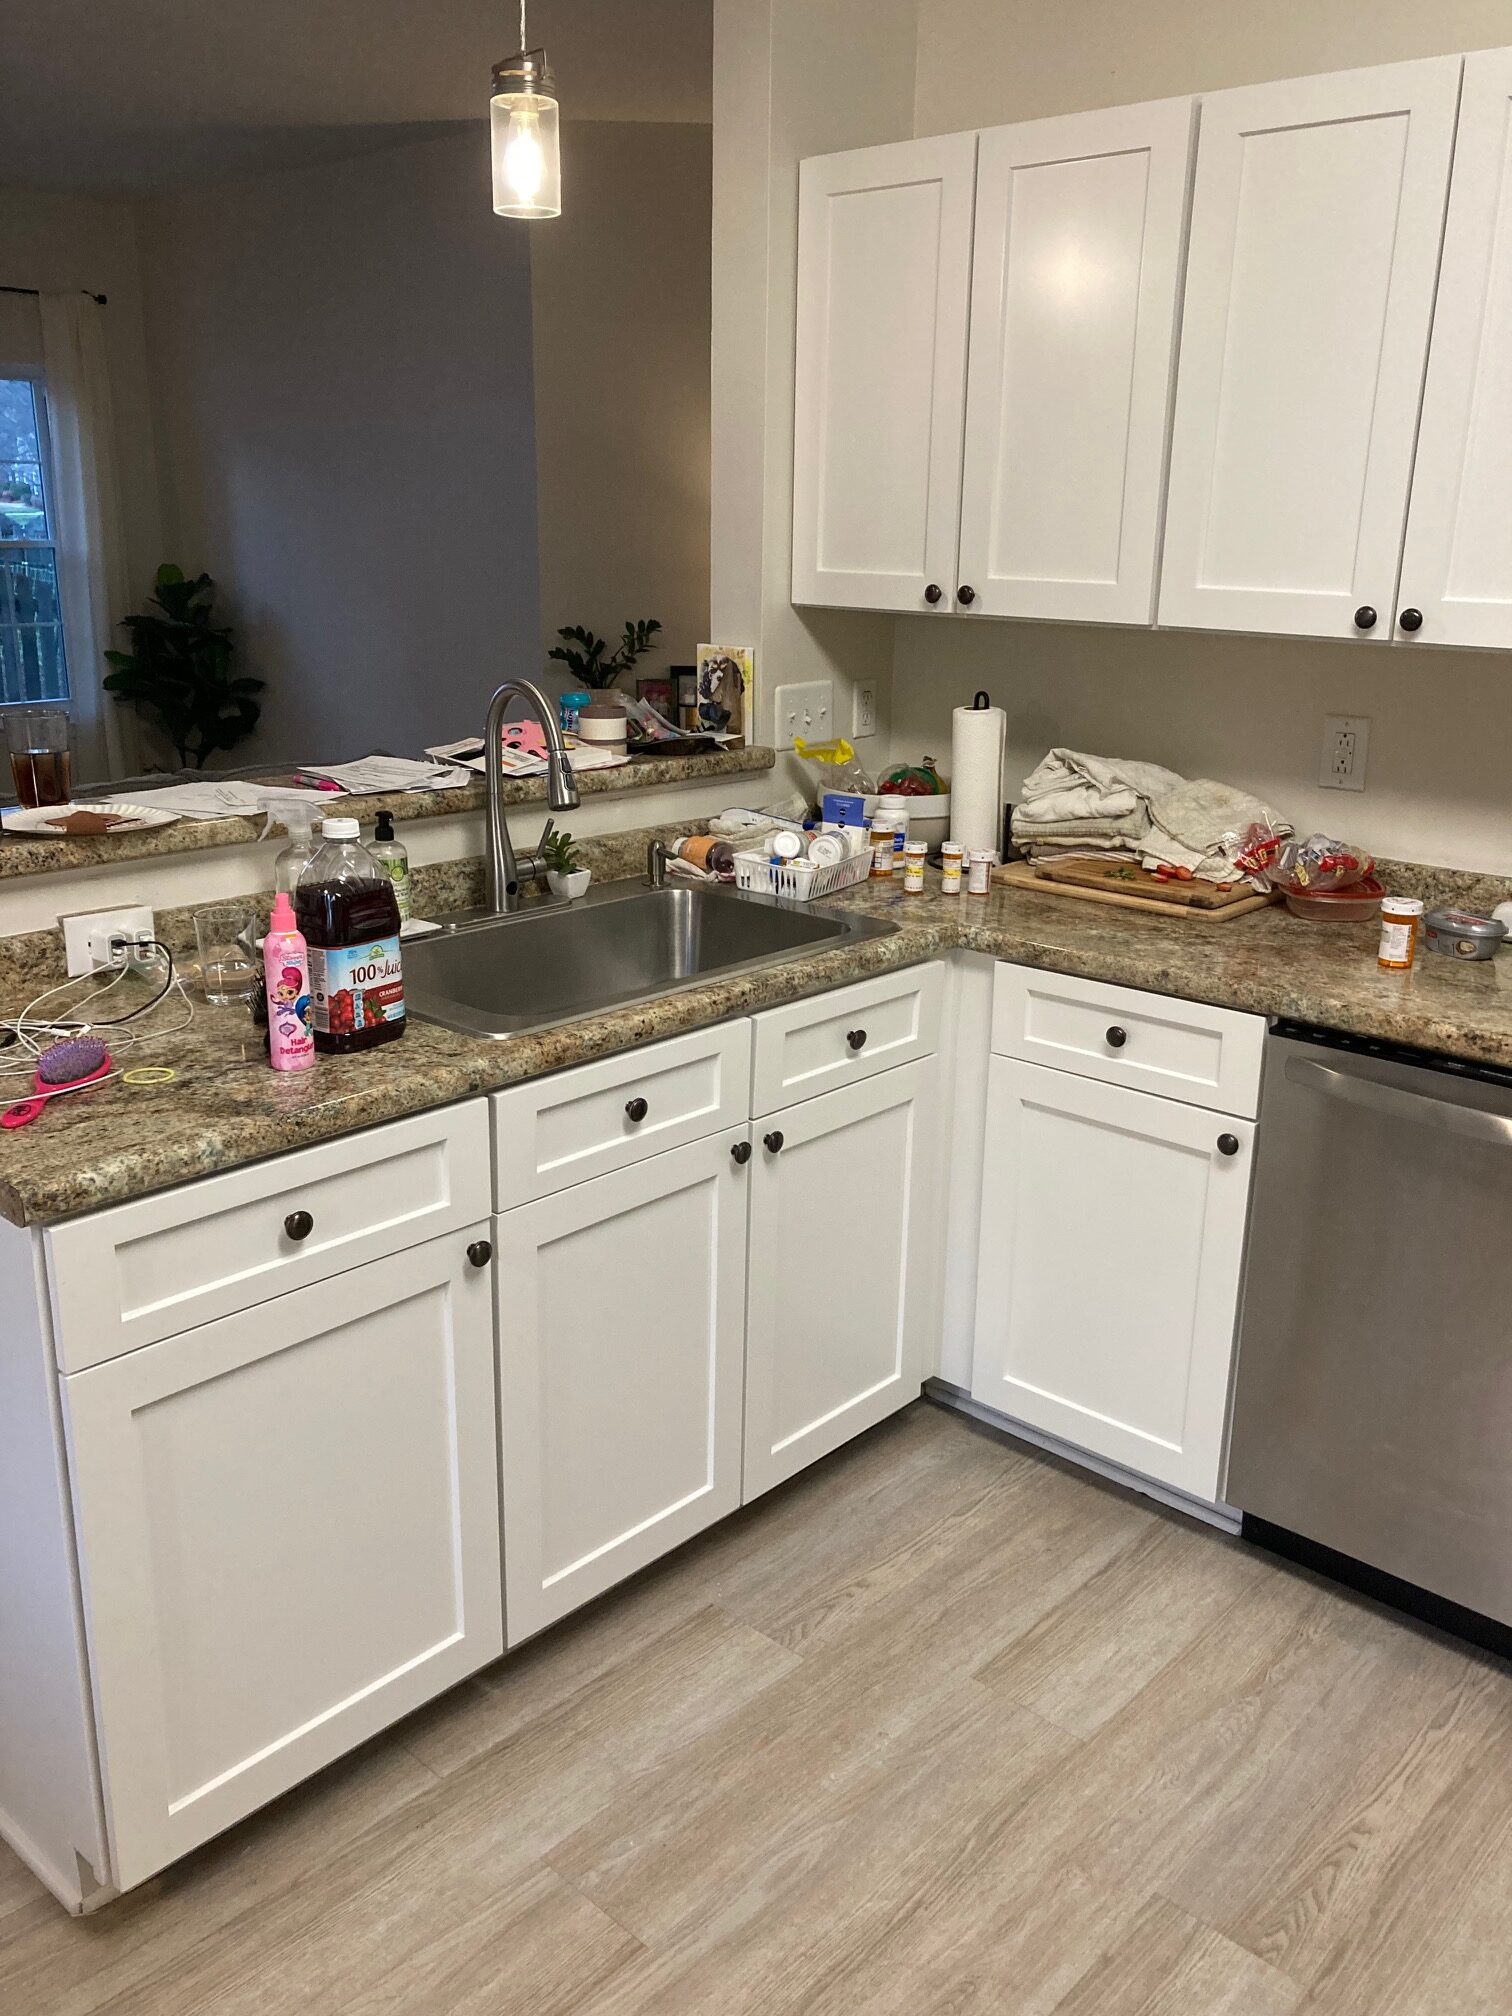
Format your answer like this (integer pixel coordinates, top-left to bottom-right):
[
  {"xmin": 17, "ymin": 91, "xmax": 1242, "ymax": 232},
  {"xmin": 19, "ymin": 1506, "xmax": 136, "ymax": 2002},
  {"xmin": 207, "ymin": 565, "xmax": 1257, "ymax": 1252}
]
[
  {"xmin": 971, "ymin": 969, "xmax": 1263, "ymax": 1503},
  {"xmin": 791, "ymin": 135, "xmax": 977, "ymax": 612},
  {"xmin": 493, "ymin": 965, "xmax": 946, "ymax": 1639},
  {"xmin": 792, "ymin": 99, "xmax": 1195, "ymax": 623}
]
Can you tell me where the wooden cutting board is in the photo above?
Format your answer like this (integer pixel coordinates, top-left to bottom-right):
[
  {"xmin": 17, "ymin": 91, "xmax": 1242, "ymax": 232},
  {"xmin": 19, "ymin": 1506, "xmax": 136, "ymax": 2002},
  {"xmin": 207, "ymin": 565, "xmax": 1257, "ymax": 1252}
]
[
  {"xmin": 993, "ymin": 860, "xmax": 1276, "ymax": 922},
  {"xmin": 1029, "ymin": 857, "xmax": 1255, "ymax": 908}
]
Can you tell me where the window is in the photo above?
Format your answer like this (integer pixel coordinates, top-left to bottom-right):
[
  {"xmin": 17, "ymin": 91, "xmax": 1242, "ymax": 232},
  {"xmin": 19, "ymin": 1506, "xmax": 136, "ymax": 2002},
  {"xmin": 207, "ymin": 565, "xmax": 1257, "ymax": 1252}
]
[{"xmin": 0, "ymin": 377, "xmax": 69, "ymax": 707}]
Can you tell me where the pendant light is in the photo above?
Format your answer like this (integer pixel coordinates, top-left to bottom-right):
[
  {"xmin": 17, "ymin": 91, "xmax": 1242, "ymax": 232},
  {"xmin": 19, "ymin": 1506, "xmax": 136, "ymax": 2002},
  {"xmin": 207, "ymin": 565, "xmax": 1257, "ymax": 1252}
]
[{"xmin": 491, "ymin": 0, "xmax": 561, "ymax": 219}]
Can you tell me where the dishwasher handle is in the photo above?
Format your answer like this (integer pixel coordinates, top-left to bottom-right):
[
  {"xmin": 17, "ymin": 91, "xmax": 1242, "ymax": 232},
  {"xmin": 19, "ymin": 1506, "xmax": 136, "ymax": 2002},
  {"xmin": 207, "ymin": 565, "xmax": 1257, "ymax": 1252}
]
[{"xmin": 1287, "ymin": 1054, "xmax": 1512, "ymax": 1149}]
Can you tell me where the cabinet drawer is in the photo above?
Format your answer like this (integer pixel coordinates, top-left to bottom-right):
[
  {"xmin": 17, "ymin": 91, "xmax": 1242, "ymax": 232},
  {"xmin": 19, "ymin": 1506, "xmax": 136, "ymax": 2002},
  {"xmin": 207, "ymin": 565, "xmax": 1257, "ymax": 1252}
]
[
  {"xmin": 46, "ymin": 1101, "xmax": 491, "ymax": 1372},
  {"xmin": 751, "ymin": 962, "xmax": 943, "ymax": 1116},
  {"xmin": 491, "ymin": 1021, "xmax": 751, "ymax": 1210},
  {"xmin": 991, "ymin": 966, "xmax": 1263, "ymax": 1117}
]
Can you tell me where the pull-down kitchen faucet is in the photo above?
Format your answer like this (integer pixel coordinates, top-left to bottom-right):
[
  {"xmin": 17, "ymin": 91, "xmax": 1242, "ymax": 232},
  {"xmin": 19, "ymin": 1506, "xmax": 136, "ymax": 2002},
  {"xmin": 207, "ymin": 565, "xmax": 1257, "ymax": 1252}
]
[{"xmin": 484, "ymin": 679, "xmax": 581, "ymax": 914}]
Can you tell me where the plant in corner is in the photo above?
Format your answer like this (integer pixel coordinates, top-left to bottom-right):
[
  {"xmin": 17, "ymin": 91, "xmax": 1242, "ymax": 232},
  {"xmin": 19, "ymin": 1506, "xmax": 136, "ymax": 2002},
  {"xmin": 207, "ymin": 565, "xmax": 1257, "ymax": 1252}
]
[
  {"xmin": 548, "ymin": 618, "xmax": 662, "ymax": 691},
  {"xmin": 103, "ymin": 564, "xmax": 264, "ymax": 768}
]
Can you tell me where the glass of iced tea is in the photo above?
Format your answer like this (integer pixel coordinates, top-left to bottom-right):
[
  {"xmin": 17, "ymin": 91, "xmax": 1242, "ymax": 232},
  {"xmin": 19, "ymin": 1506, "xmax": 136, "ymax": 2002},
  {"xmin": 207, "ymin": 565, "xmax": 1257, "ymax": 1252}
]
[{"xmin": 4, "ymin": 709, "xmax": 73, "ymax": 809}]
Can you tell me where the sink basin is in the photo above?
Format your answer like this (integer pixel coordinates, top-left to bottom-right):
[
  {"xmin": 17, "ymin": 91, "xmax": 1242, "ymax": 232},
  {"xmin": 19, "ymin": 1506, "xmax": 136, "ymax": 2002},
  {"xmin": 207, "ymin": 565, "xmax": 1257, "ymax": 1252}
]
[{"xmin": 403, "ymin": 881, "xmax": 894, "ymax": 1038}]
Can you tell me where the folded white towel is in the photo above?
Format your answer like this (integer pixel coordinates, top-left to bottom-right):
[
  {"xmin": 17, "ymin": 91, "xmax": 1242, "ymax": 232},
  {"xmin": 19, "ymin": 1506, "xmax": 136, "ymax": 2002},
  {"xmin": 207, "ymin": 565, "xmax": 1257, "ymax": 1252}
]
[{"xmin": 1014, "ymin": 749, "xmax": 1290, "ymax": 884}]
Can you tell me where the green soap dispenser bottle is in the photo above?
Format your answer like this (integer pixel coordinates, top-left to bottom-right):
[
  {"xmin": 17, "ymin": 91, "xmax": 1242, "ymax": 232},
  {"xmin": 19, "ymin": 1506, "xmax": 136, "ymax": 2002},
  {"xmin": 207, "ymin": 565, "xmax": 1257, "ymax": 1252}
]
[{"xmin": 370, "ymin": 810, "xmax": 413, "ymax": 926}]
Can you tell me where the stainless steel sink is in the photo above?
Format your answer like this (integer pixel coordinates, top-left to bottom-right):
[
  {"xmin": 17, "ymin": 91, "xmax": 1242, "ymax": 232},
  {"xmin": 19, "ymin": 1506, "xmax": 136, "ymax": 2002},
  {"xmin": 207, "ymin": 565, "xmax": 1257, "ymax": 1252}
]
[{"xmin": 404, "ymin": 880, "xmax": 894, "ymax": 1038}]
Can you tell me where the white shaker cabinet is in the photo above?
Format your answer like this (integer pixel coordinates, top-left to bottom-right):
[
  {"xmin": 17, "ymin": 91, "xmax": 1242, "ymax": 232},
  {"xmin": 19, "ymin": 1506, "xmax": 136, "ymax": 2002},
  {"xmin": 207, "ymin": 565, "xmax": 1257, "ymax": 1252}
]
[
  {"xmin": 791, "ymin": 134, "xmax": 977, "ymax": 612},
  {"xmin": 958, "ymin": 97, "xmax": 1194, "ymax": 624},
  {"xmin": 61, "ymin": 1230, "xmax": 502, "ymax": 1892},
  {"xmin": 495, "ymin": 1130, "xmax": 749, "ymax": 1645},
  {"xmin": 972, "ymin": 1053, "xmax": 1254, "ymax": 1501},
  {"xmin": 1159, "ymin": 56, "xmax": 1461, "ymax": 642},
  {"xmin": 1396, "ymin": 47, "xmax": 1512, "ymax": 649},
  {"xmin": 743, "ymin": 1058, "xmax": 938, "ymax": 1500}
]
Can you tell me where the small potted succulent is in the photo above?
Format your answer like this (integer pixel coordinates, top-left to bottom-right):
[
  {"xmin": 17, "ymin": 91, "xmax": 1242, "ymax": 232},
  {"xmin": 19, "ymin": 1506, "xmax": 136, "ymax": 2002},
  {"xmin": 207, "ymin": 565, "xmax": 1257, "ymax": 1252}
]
[{"xmin": 543, "ymin": 828, "xmax": 591, "ymax": 900}]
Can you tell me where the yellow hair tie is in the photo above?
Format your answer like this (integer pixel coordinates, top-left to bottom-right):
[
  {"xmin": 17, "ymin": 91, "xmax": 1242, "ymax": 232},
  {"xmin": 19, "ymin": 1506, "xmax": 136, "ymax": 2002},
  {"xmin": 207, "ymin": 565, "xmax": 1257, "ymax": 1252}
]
[{"xmin": 123, "ymin": 1066, "xmax": 176, "ymax": 1086}]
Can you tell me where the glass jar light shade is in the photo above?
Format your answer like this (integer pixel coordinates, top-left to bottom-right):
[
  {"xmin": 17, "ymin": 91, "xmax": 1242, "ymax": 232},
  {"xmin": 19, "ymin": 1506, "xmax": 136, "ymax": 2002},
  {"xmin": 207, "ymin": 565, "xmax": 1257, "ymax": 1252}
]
[{"xmin": 491, "ymin": 76, "xmax": 560, "ymax": 219}]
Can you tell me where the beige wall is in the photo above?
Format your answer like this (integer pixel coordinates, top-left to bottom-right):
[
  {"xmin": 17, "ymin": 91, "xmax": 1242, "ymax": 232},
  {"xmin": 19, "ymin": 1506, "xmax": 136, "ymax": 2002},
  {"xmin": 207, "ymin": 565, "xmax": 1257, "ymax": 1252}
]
[
  {"xmin": 137, "ymin": 129, "xmax": 540, "ymax": 766},
  {"xmin": 888, "ymin": 0, "xmax": 1512, "ymax": 873},
  {"xmin": 712, "ymin": 0, "xmax": 917, "ymax": 795},
  {"xmin": 531, "ymin": 121, "xmax": 713, "ymax": 695}
]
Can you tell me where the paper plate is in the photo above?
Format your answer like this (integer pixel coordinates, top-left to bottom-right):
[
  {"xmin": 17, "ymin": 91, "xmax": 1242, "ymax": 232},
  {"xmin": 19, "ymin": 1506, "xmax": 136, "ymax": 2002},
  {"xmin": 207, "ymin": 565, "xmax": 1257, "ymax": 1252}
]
[{"xmin": 1, "ymin": 801, "xmax": 182, "ymax": 837}]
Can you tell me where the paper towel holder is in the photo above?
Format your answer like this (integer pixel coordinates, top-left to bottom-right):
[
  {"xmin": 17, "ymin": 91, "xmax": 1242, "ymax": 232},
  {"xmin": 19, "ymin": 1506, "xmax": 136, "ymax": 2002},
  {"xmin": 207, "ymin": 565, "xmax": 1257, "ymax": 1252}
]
[{"xmin": 971, "ymin": 690, "xmax": 992, "ymax": 709}]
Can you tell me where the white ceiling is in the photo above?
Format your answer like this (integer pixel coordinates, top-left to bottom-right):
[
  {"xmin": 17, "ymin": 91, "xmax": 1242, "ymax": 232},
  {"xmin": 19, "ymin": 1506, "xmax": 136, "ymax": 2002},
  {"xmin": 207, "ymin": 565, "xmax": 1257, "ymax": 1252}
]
[{"xmin": 5, "ymin": 0, "xmax": 713, "ymax": 197}]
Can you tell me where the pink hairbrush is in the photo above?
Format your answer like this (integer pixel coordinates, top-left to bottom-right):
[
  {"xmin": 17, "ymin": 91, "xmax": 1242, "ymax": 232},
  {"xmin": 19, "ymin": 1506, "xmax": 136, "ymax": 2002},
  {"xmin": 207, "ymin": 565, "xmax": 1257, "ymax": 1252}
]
[{"xmin": 2, "ymin": 1036, "xmax": 113, "ymax": 1129}]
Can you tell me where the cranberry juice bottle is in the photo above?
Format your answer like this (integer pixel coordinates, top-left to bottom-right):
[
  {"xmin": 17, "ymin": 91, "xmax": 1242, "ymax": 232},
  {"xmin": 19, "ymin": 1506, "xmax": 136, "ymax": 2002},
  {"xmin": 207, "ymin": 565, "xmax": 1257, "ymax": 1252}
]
[{"xmin": 294, "ymin": 817, "xmax": 405, "ymax": 1053}]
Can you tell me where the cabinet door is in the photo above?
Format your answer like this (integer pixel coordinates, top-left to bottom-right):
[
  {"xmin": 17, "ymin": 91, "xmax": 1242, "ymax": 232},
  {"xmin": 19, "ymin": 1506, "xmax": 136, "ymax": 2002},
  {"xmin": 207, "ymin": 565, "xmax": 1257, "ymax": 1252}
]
[
  {"xmin": 1397, "ymin": 47, "xmax": 1512, "ymax": 649},
  {"xmin": 496, "ymin": 1131, "xmax": 748, "ymax": 1644},
  {"xmin": 744, "ymin": 1059, "xmax": 938, "ymax": 1500},
  {"xmin": 957, "ymin": 97, "xmax": 1194, "ymax": 624},
  {"xmin": 62, "ymin": 1231, "xmax": 502, "ymax": 1891},
  {"xmin": 970, "ymin": 1057, "xmax": 1251, "ymax": 1499},
  {"xmin": 1159, "ymin": 56, "xmax": 1461, "ymax": 641},
  {"xmin": 792, "ymin": 134, "xmax": 977, "ymax": 612}
]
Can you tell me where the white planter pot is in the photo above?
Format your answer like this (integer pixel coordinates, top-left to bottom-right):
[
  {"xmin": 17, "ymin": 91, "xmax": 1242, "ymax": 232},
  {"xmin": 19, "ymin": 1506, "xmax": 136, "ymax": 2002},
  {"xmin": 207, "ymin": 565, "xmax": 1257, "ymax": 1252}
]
[{"xmin": 548, "ymin": 868, "xmax": 592, "ymax": 900}]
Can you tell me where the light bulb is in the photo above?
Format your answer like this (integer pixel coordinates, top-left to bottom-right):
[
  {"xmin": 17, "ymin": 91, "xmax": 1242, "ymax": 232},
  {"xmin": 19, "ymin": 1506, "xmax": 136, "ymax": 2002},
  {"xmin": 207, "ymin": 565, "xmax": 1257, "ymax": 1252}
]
[{"xmin": 504, "ymin": 113, "xmax": 545, "ymax": 205}]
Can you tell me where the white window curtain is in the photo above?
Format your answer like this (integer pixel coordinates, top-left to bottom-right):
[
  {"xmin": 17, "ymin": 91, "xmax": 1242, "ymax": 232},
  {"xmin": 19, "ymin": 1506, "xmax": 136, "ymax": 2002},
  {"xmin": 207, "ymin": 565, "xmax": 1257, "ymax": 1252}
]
[{"xmin": 38, "ymin": 291, "xmax": 134, "ymax": 778}]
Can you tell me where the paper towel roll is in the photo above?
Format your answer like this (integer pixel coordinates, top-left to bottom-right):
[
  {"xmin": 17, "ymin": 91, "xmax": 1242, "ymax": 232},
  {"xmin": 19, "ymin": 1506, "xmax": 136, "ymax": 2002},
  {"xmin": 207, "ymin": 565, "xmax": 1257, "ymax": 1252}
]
[{"xmin": 950, "ymin": 693, "xmax": 1007, "ymax": 857}]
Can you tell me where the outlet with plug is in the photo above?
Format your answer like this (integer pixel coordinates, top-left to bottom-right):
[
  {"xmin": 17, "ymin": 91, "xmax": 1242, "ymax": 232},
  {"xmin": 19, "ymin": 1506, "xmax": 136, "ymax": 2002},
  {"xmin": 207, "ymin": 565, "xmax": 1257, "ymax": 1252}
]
[
  {"xmin": 61, "ymin": 904, "xmax": 157, "ymax": 977},
  {"xmin": 1319, "ymin": 715, "xmax": 1370, "ymax": 792},
  {"xmin": 773, "ymin": 679, "xmax": 834, "ymax": 751}
]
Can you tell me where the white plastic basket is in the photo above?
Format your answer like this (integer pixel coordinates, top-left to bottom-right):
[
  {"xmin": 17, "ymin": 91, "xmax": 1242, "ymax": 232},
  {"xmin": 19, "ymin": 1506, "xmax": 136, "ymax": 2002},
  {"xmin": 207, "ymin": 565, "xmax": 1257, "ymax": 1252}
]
[{"xmin": 732, "ymin": 844, "xmax": 873, "ymax": 903}]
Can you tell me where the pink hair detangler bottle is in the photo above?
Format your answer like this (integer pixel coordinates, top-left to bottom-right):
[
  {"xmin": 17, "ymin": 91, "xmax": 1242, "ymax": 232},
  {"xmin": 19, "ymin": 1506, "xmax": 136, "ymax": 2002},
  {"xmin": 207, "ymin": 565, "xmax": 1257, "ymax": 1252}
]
[{"xmin": 264, "ymin": 892, "xmax": 315, "ymax": 1073}]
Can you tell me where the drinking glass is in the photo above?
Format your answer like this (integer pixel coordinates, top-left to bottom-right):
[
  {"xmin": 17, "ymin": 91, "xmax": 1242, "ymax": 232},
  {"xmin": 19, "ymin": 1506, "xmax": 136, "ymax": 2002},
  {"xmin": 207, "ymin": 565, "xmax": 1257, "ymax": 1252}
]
[
  {"xmin": 4, "ymin": 709, "xmax": 73, "ymax": 809},
  {"xmin": 194, "ymin": 906, "xmax": 256, "ymax": 1005}
]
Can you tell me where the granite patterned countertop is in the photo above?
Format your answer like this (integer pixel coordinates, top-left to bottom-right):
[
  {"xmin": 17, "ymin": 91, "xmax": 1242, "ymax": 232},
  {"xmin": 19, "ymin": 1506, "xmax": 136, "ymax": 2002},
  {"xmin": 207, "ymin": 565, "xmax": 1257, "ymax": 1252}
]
[
  {"xmin": 0, "ymin": 745, "xmax": 776, "ymax": 880},
  {"xmin": 5, "ymin": 866, "xmax": 1512, "ymax": 1226}
]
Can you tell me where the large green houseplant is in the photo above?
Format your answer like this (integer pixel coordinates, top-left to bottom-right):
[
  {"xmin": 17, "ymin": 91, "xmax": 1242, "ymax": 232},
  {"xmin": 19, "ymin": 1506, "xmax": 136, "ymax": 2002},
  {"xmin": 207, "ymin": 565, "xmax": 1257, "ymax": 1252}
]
[{"xmin": 104, "ymin": 564, "xmax": 264, "ymax": 768}]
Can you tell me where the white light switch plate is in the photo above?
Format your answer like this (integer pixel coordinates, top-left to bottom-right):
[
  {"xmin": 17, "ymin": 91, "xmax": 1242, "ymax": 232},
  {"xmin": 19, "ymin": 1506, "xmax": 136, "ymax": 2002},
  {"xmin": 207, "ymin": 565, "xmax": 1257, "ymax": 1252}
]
[
  {"xmin": 773, "ymin": 680, "xmax": 834, "ymax": 752},
  {"xmin": 1319, "ymin": 714, "xmax": 1370, "ymax": 792}
]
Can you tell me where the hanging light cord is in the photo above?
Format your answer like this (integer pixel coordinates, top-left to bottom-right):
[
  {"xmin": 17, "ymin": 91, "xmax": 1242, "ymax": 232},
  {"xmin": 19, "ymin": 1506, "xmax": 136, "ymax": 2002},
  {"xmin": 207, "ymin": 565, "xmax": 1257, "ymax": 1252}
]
[{"xmin": 519, "ymin": 0, "xmax": 527, "ymax": 53}]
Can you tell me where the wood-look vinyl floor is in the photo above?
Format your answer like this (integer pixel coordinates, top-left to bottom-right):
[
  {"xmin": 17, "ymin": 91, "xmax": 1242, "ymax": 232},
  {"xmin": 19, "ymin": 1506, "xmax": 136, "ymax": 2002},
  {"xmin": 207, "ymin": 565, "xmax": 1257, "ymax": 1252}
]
[{"xmin": 5, "ymin": 1399, "xmax": 1511, "ymax": 2014}]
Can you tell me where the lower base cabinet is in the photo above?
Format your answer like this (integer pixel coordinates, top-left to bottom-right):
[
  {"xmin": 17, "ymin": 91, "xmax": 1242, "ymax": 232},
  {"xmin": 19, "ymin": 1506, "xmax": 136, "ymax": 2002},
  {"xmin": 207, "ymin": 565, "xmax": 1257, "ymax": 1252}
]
[
  {"xmin": 495, "ymin": 1130, "xmax": 750, "ymax": 1645},
  {"xmin": 61, "ymin": 1230, "xmax": 502, "ymax": 1891},
  {"xmin": 743, "ymin": 1057, "xmax": 937, "ymax": 1499},
  {"xmin": 970, "ymin": 1055, "xmax": 1253, "ymax": 1498}
]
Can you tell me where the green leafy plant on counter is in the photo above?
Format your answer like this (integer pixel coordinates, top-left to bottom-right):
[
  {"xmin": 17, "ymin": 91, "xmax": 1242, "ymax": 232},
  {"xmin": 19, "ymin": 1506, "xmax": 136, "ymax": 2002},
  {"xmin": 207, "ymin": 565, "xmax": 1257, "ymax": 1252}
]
[
  {"xmin": 542, "ymin": 828, "xmax": 582, "ymax": 875},
  {"xmin": 103, "ymin": 564, "xmax": 264, "ymax": 768},
  {"xmin": 548, "ymin": 618, "xmax": 662, "ymax": 691}
]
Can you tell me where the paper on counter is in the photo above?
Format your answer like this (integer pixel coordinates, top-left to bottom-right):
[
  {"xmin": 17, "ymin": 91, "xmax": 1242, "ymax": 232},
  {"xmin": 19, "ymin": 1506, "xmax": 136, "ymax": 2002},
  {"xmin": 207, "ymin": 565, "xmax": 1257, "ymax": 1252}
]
[
  {"xmin": 302, "ymin": 756, "xmax": 473, "ymax": 794},
  {"xmin": 123, "ymin": 781, "xmax": 339, "ymax": 821}
]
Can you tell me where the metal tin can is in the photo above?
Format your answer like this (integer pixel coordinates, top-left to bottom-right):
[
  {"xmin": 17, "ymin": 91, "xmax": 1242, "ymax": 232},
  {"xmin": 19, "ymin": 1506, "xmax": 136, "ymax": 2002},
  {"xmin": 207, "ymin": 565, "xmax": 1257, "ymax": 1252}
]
[{"xmin": 1423, "ymin": 907, "xmax": 1507, "ymax": 960}]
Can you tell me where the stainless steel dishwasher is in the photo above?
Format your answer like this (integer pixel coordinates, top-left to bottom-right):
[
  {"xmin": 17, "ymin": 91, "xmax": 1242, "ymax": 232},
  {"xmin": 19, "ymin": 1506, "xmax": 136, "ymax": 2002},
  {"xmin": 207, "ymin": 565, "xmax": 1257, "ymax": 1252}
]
[{"xmin": 1228, "ymin": 1021, "xmax": 1512, "ymax": 1636}]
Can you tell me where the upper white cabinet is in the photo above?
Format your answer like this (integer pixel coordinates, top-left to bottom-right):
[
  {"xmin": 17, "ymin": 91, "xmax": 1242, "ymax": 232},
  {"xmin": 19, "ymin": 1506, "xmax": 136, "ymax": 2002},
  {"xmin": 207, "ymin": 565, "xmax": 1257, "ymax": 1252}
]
[
  {"xmin": 791, "ymin": 134, "xmax": 977, "ymax": 611},
  {"xmin": 958, "ymin": 98, "xmax": 1194, "ymax": 624},
  {"xmin": 1158, "ymin": 56, "xmax": 1462, "ymax": 642},
  {"xmin": 1397, "ymin": 47, "xmax": 1512, "ymax": 649}
]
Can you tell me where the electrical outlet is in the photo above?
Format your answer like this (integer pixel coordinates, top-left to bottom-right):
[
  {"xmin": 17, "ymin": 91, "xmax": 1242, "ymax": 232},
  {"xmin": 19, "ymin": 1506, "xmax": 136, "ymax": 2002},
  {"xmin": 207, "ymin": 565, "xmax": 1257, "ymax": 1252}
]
[
  {"xmin": 853, "ymin": 681, "xmax": 878, "ymax": 738},
  {"xmin": 62, "ymin": 903, "xmax": 155, "ymax": 977},
  {"xmin": 1319, "ymin": 714, "xmax": 1370, "ymax": 792},
  {"xmin": 773, "ymin": 679, "xmax": 834, "ymax": 751}
]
